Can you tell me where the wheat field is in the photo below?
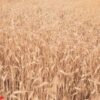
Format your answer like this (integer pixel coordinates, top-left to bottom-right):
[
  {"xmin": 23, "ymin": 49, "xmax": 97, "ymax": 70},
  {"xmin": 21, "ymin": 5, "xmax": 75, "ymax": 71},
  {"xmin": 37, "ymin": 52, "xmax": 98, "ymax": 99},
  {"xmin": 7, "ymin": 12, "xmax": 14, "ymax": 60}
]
[{"xmin": 0, "ymin": 0, "xmax": 100, "ymax": 100}]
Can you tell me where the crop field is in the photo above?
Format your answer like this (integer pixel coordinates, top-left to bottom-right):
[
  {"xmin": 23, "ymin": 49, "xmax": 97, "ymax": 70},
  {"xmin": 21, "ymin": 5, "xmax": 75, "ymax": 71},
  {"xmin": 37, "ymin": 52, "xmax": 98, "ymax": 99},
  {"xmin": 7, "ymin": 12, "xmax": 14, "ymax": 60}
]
[{"xmin": 0, "ymin": 0, "xmax": 100, "ymax": 100}]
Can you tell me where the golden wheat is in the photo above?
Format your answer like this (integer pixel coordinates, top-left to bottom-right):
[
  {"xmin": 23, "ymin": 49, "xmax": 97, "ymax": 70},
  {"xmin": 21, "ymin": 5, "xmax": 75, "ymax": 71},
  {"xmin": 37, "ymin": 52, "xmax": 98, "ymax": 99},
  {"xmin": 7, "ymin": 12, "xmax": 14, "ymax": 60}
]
[{"xmin": 0, "ymin": 0, "xmax": 100, "ymax": 100}]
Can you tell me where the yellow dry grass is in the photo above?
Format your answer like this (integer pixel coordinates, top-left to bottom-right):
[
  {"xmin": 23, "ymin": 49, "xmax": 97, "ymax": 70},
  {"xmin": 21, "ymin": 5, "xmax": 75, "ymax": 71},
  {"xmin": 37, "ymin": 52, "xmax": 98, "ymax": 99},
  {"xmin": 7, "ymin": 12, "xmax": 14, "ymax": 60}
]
[{"xmin": 0, "ymin": 0, "xmax": 100, "ymax": 100}]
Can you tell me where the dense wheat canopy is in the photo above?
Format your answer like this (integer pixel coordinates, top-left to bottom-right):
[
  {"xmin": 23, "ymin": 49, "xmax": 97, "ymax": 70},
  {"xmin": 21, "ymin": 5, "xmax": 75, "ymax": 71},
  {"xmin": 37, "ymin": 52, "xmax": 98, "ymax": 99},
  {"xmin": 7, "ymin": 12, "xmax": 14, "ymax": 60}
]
[{"xmin": 0, "ymin": 0, "xmax": 100, "ymax": 100}]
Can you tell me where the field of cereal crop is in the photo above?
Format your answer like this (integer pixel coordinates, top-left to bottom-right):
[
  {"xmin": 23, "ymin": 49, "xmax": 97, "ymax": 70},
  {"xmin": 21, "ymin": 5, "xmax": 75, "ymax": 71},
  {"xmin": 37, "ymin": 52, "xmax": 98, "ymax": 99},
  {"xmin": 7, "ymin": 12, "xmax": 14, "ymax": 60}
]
[{"xmin": 0, "ymin": 0, "xmax": 100, "ymax": 100}]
